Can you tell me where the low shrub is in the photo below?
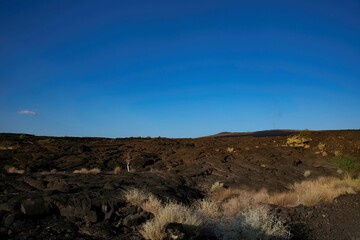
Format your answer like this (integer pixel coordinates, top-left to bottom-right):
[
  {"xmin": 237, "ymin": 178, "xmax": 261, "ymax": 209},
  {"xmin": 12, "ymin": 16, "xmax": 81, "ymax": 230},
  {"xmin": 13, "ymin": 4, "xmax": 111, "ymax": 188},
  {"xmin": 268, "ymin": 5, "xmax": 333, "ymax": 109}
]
[
  {"xmin": 127, "ymin": 188, "xmax": 290, "ymax": 240},
  {"xmin": 298, "ymin": 129, "xmax": 311, "ymax": 139},
  {"xmin": 331, "ymin": 156, "xmax": 360, "ymax": 175},
  {"xmin": 124, "ymin": 188, "xmax": 152, "ymax": 206},
  {"xmin": 141, "ymin": 202, "xmax": 203, "ymax": 240}
]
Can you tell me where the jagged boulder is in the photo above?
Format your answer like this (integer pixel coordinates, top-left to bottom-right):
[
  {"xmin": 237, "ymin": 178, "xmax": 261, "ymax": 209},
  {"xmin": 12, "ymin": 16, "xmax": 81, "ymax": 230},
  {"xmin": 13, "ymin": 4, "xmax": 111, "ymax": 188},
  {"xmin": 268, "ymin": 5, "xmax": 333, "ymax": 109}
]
[{"xmin": 21, "ymin": 198, "xmax": 50, "ymax": 216}]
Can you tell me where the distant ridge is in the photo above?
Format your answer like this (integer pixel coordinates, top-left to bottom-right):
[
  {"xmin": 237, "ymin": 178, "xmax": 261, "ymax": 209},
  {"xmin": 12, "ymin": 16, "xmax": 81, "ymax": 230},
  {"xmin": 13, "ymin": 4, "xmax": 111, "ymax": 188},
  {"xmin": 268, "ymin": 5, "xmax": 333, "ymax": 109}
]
[{"xmin": 205, "ymin": 129, "xmax": 300, "ymax": 138}]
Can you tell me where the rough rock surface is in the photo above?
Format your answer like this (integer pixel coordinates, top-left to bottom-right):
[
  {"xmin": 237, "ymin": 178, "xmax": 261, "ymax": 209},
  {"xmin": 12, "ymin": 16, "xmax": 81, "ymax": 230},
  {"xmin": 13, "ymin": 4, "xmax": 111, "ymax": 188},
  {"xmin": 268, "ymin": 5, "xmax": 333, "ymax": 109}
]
[{"xmin": 0, "ymin": 130, "xmax": 359, "ymax": 239}]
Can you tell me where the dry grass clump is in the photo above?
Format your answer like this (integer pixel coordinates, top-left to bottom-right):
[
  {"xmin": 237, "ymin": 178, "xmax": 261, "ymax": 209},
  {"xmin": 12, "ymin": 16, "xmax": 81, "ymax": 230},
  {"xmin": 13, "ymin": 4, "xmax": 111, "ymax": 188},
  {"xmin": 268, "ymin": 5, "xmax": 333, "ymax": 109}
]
[
  {"xmin": 226, "ymin": 147, "xmax": 235, "ymax": 153},
  {"xmin": 124, "ymin": 188, "xmax": 152, "ymax": 206},
  {"xmin": 142, "ymin": 195, "xmax": 163, "ymax": 215},
  {"xmin": 221, "ymin": 189, "xmax": 269, "ymax": 216},
  {"xmin": 239, "ymin": 205, "xmax": 291, "ymax": 239},
  {"xmin": 196, "ymin": 199, "xmax": 220, "ymax": 220},
  {"xmin": 209, "ymin": 181, "xmax": 224, "ymax": 193},
  {"xmin": 267, "ymin": 193, "xmax": 298, "ymax": 207},
  {"xmin": 113, "ymin": 166, "xmax": 121, "ymax": 174},
  {"xmin": 141, "ymin": 202, "xmax": 203, "ymax": 240},
  {"xmin": 73, "ymin": 167, "xmax": 101, "ymax": 174},
  {"xmin": 286, "ymin": 176, "xmax": 360, "ymax": 206},
  {"xmin": 210, "ymin": 176, "xmax": 360, "ymax": 208},
  {"xmin": 0, "ymin": 146, "xmax": 14, "ymax": 150},
  {"xmin": 124, "ymin": 188, "xmax": 162, "ymax": 215},
  {"xmin": 127, "ymin": 188, "xmax": 290, "ymax": 240},
  {"xmin": 125, "ymin": 176, "xmax": 360, "ymax": 240},
  {"xmin": 4, "ymin": 165, "xmax": 25, "ymax": 174},
  {"xmin": 303, "ymin": 170, "xmax": 311, "ymax": 178},
  {"xmin": 198, "ymin": 200, "xmax": 290, "ymax": 239},
  {"xmin": 88, "ymin": 168, "xmax": 101, "ymax": 174},
  {"xmin": 210, "ymin": 186, "xmax": 268, "ymax": 207}
]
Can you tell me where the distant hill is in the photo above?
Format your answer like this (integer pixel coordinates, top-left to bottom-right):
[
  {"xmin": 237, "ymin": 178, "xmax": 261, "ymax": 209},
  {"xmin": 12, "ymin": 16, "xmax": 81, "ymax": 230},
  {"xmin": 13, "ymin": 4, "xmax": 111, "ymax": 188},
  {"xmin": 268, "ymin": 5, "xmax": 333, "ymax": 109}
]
[{"xmin": 205, "ymin": 129, "xmax": 300, "ymax": 138}]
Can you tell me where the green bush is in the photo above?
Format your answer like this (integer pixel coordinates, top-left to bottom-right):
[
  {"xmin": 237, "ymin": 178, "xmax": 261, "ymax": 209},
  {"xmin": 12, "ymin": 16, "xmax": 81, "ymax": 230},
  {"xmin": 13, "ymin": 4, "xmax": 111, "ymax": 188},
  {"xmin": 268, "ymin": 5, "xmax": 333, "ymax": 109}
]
[
  {"xmin": 298, "ymin": 129, "xmax": 311, "ymax": 139},
  {"xmin": 19, "ymin": 134, "xmax": 28, "ymax": 140},
  {"xmin": 331, "ymin": 156, "xmax": 360, "ymax": 174}
]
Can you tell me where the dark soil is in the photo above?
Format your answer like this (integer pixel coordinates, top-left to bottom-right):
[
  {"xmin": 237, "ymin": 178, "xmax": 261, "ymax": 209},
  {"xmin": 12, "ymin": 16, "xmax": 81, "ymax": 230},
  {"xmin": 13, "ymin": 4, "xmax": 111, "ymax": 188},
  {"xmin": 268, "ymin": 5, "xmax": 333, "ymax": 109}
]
[
  {"xmin": 0, "ymin": 130, "xmax": 359, "ymax": 239},
  {"xmin": 276, "ymin": 193, "xmax": 360, "ymax": 240}
]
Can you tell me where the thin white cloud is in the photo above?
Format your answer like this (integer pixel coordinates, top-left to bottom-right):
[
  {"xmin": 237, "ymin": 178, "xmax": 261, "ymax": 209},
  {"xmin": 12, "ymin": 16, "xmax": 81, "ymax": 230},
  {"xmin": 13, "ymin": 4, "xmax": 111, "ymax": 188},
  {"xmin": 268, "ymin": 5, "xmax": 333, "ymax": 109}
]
[{"xmin": 18, "ymin": 109, "xmax": 37, "ymax": 116}]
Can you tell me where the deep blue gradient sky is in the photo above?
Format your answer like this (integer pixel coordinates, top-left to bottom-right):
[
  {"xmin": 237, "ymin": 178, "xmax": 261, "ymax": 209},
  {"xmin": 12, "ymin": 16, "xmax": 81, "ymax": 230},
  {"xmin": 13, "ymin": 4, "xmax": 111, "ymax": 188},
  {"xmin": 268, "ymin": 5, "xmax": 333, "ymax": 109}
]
[{"xmin": 1, "ymin": 0, "xmax": 359, "ymax": 137}]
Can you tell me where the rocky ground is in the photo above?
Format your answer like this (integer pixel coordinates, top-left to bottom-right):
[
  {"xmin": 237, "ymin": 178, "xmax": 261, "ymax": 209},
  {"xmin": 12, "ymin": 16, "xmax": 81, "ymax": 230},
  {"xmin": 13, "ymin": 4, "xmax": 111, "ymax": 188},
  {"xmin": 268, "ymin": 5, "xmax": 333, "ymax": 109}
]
[{"xmin": 0, "ymin": 130, "xmax": 359, "ymax": 239}]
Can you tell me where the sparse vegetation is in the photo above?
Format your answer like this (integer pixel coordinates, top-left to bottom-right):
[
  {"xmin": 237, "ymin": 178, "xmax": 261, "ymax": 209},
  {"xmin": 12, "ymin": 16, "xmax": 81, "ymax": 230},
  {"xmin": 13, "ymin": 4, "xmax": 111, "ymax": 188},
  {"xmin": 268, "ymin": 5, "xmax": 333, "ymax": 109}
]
[
  {"xmin": 1, "ymin": 130, "xmax": 359, "ymax": 239},
  {"xmin": 73, "ymin": 167, "xmax": 101, "ymax": 174},
  {"xmin": 37, "ymin": 138, "xmax": 55, "ymax": 145},
  {"xmin": 281, "ymin": 176, "xmax": 360, "ymax": 206},
  {"xmin": 317, "ymin": 142, "xmax": 326, "ymax": 151},
  {"xmin": 209, "ymin": 181, "xmax": 224, "ymax": 193},
  {"xmin": 290, "ymin": 177, "xmax": 355, "ymax": 206},
  {"xmin": 113, "ymin": 166, "xmax": 121, "ymax": 174},
  {"xmin": 298, "ymin": 129, "xmax": 311, "ymax": 139},
  {"xmin": 210, "ymin": 176, "xmax": 360, "ymax": 208},
  {"xmin": 4, "ymin": 165, "xmax": 25, "ymax": 174},
  {"xmin": 0, "ymin": 140, "xmax": 14, "ymax": 148},
  {"xmin": 196, "ymin": 199, "xmax": 220, "ymax": 219},
  {"xmin": 226, "ymin": 147, "xmax": 235, "ymax": 153},
  {"xmin": 303, "ymin": 170, "xmax": 311, "ymax": 178},
  {"xmin": 19, "ymin": 134, "xmax": 27, "ymax": 140},
  {"xmin": 141, "ymin": 202, "xmax": 203, "ymax": 240},
  {"xmin": 331, "ymin": 156, "xmax": 360, "ymax": 175},
  {"xmin": 237, "ymin": 205, "xmax": 291, "ymax": 239},
  {"xmin": 125, "ymin": 188, "xmax": 153, "ymax": 206},
  {"xmin": 124, "ymin": 188, "xmax": 163, "ymax": 215},
  {"xmin": 142, "ymin": 195, "xmax": 163, "ymax": 215},
  {"xmin": 334, "ymin": 150, "xmax": 342, "ymax": 156},
  {"xmin": 126, "ymin": 188, "xmax": 291, "ymax": 240}
]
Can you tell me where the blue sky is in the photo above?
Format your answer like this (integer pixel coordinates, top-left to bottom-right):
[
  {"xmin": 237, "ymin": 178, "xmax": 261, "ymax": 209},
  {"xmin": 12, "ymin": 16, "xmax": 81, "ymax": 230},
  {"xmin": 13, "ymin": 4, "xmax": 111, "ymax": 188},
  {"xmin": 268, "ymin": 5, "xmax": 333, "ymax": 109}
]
[{"xmin": 1, "ymin": 0, "xmax": 359, "ymax": 137}]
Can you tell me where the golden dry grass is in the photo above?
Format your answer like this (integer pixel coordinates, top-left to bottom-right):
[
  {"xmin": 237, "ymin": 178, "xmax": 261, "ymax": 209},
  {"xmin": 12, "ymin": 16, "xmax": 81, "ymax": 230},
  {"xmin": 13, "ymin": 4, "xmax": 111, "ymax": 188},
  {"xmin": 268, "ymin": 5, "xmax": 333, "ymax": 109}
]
[
  {"xmin": 113, "ymin": 166, "xmax": 121, "ymax": 174},
  {"xmin": 209, "ymin": 181, "xmax": 224, "ymax": 193},
  {"xmin": 210, "ymin": 186, "xmax": 268, "ymax": 206},
  {"xmin": 126, "ymin": 176, "xmax": 360, "ymax": 240},
  {"xmin": 287, "ymin": 175, "xmax": 360, "ymax": 206},
  {"xmin": 210, "ymin": 176, "xmax": 360, "ymax": 208},
  {"xmin": 226, "ymin": 147, "xmax": 235, "ymax": 153},
  {"xmin": 239, "ymin": 205, "xmax": 291, "ymax": 239},
  {"xmin": 303, "ymin": 170, "xmax": 311, "ymax": 178},
  {"xmin": 267, "ymin": 193, "xmax": 298, "ymax": 207},
  {"xmin": 124, "ymin": 188, "xmax": 151, "ymax": 206},
  {"xmin": 197, "ymin": 198, "xmax": 290, "ymax": 239},
  {"xmin": 196, "ymin": 199, "xmax": 220, "ymax": 220},
  {"xmin": 124, "ymin": 188, "xmax": 162, "ymax": 215},
  {"xmin": 73, "ymin": 167, "xmax": 101, "ymax": 174},
  {"xmin": 4, "ymin": 165, "xmax": 25, "ymax": 174},
  {"xmin": 141, "ymin": 195, "xmax": 163, "ymax": 215},
  {"xmin": 127, "ymin": 188, "xmax": 290, "ymax": 240},
  {"xmin": 140, "ymin": 202, "xmax": 203, "ymax": 240}
]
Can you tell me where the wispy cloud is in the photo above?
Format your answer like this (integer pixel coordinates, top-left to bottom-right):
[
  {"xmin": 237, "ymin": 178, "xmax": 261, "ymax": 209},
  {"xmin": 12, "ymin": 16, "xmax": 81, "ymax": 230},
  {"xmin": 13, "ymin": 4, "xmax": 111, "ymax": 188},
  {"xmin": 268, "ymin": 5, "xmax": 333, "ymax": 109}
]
[{"xmin": 18, "ymin": 109, "xmax": 38, "ymax": 116}]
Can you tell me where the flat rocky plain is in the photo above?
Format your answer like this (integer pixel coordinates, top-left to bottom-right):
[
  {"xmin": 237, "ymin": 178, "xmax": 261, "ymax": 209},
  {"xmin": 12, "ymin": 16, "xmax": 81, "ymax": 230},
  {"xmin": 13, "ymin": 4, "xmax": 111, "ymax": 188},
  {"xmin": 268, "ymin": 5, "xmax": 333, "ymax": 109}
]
[{"xmin": 0, "ymin": 130, "xmax": 359, "ymax": 240}]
